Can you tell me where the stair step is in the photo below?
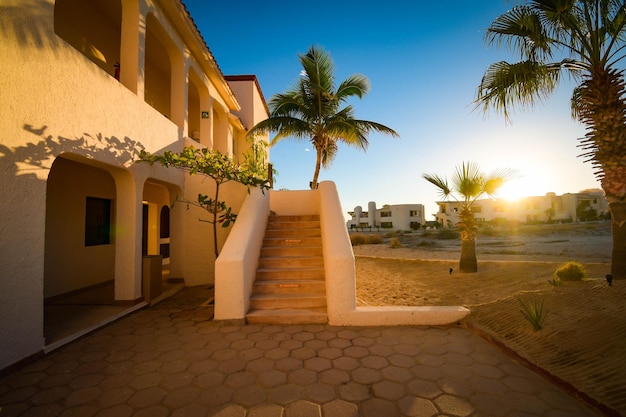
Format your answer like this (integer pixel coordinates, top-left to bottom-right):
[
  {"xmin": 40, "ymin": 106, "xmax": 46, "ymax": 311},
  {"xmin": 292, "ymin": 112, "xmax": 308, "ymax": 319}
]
[
  {"xmin": 263, "ymin": 237, "xmax": 322, "ymax": 247},
  {"xmin": 261, "ymin": 246, "xmax": 323, "ymax": 257},
  {"xmin": 266, "ymin": 220, "xmax": 321, "ymax": 230},
  {"xmin": 253, "ymin": 279, "xmax": 326, "ymax": 294},
  {"xmin": 247, "ymin": 213, "xmax": 326, "ymax": 324},
  {"xmin": 256, "ymin": 267, "xmax": 325, "ymax": 280},
  {"xmin": 268, "ymin": 215, "xmax": 320, "ymax": 222},
  {"xmin": 264, "ymin": 228, "xmax": 321, "ymax": 238},
  {"xmin": 258, "ymin": 256, "xmax": 323, "ymax": 269},
  {"xmin": 246, "ymin": 308, "xmax": 328, "ymax": 325},
  {"xmin": 250, "ymin": 293, "xmax": 327, "ymax": 309}
]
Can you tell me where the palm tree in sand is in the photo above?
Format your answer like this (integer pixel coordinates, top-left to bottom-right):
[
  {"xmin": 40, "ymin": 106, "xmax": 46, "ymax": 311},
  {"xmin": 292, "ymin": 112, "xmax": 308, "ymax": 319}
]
[
  {"xmin": 247, "ymin": 45, "xmax": 399, "ymax": 189},
  {"xmin": 424, "ymin": 162, "xmax": 514, "ymax": 273},
  {"xmin": 474, "ymin": 0, "xmax": 626, "ymax": 279}
]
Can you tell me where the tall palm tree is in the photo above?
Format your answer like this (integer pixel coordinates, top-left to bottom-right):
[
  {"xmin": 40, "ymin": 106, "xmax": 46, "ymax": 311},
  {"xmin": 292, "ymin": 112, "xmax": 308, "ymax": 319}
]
[
  {"xmin": 423, "ymin": 162, "xmax": 514, "ymax": 272},
  {"xmin": 475, "ymin": 0, "xmax": 626, "ymax": 279},
  {"xmin": 247, "ymin": 45, "xmax": 399, "ymax": 189}
]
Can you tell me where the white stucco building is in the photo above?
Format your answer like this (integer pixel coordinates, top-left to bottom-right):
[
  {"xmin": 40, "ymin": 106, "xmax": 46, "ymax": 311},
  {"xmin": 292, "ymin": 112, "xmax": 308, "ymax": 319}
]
[
  {"xmin": 347, "ymin": 202, "xmax": 426, "ymax": 231},
  {"xmin": 1, "ymin": 0, "xmax": 269, "ymax": 370},
  {"xmin": 435, "ymin": 189, "xmax": 609, "ymax": 227}
]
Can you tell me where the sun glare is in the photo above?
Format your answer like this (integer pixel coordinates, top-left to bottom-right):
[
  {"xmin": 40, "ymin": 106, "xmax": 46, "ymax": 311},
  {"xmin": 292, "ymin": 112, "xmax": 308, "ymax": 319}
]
[{"xmin": 497, "ymin": 180, "xmax": 537, "ymax": 202}]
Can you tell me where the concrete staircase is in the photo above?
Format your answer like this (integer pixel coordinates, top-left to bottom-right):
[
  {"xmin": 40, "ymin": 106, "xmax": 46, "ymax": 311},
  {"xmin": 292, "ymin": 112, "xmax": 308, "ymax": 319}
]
[{"xmin": 246, "ymin": 214, "xmax": 328, "ymax": 324}]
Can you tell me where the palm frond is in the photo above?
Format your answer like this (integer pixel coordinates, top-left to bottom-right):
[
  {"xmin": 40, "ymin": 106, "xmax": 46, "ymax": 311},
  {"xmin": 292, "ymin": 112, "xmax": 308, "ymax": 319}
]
[
  {"xmin": 475, "ymin": 60, "xmax": 561, "ymax": 118},
  {"xmin": 484, "ymin": 168, "xmax": 518, "ymax": 196},
  {"xmin": 336, "ymin": 75, "xmax": 370, "ymax": 101},
  {"xmin": 422, "ymin": 173, "xmax": 452, "ymax": 199},
  {"xmin": 486, "ymin": 5, "xmax": 552, "ymax": 60}
]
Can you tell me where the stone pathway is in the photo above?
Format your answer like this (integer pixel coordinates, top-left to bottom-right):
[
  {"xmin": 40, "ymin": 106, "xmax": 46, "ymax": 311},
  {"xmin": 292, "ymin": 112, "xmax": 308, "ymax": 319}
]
[{"xmin": 0, "ymin": 287, "xmax": 604, "ymax": 417}]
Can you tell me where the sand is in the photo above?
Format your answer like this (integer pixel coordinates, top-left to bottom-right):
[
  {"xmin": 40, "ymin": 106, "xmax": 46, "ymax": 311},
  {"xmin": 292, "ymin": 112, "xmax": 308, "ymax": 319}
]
[{"xmin": 352, "ymin": 221, "xmax": 625, "ymax": 416}]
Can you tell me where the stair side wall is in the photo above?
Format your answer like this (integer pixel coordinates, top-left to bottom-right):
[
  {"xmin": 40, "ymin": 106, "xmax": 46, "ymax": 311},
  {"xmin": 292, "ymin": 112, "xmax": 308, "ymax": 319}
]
[
  {"xmin": 215, "ymin": 188, "xmax": 270, "ymax": 320},
  {"xmin": 317, "ymin": 182, "xmax": 358, "ymax": 322}
]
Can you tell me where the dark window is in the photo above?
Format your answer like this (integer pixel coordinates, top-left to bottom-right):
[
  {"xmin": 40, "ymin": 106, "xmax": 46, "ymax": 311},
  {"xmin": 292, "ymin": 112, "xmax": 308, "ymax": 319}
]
[{"xmin": 85, "ymin": 197, "xmax": 111, "ymax": 246}]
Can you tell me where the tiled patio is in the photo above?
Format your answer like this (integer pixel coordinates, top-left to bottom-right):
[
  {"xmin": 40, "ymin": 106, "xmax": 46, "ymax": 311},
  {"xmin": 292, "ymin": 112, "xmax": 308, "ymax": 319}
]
[{"xmin": 0, "ymin": 287, "xmax": 604, "ymax": 417}]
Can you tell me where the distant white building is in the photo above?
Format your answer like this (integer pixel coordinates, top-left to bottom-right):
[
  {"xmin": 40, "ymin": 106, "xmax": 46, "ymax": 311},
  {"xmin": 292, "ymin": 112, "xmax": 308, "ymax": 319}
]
[
  {"xmin": 347, "ymin": 202, "xmax": 425, "ymax": 231},
  {"xmin": 435, "ymin": 189, "xmax": 608, "ymax": 227}
]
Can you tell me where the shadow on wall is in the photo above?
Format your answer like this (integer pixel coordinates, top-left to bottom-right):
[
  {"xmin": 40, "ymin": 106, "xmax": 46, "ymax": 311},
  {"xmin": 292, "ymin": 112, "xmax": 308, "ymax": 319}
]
[
  {"xmin": 20, "ymin": 124, "xmax": 146, "ymax": 167},
  {"xmin": 0, "ymin": 0, "xmax": 58, "ymax": 50},
  {"xmin": 0, "ymin": 123, "xmax": 146, "ymax": 244}
]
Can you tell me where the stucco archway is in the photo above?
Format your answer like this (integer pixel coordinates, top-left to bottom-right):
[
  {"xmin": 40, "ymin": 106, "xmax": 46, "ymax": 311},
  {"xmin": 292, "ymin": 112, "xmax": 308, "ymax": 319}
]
[{"xmin": 43, "ymin": 155, "xmax": 118, "ymax": 343}]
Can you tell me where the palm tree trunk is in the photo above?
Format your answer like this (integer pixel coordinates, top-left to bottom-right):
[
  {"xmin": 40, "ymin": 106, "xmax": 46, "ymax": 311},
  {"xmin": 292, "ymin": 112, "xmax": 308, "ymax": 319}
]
[
  {"xmin": 459, "ymin": 239, "xmax": 478, "ymax": 272},
  {"xmin": 311, "ymin": 148, "xmax": 322, "ymax": 189},
  {"xmin": 578, "ymin": 69, "xmax": 626, "ymax": 280},
  {"xmin": 610, "ymin": 202, "xmax": 626, "ymax": 279}
]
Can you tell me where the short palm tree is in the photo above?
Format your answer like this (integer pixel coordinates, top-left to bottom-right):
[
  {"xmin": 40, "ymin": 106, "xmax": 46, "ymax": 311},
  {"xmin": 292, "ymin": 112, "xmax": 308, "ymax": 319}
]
[
  {"xmin": 423, "ymin": 162, "xmax": 514, "ymax": 272},
  {"xmin": 475, "ymin": 0, "xmax": 626, "ymax": 279},
  {"xmin": 247, "ymin": 45, "xmax": 399, "ymax": 189}
]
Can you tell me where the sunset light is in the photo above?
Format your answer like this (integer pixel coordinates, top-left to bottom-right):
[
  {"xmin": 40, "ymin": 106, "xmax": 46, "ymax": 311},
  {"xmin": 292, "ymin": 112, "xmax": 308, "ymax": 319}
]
[{"xmin": 496, "ymin": 178, "xmax": 538, "ymax": 202}]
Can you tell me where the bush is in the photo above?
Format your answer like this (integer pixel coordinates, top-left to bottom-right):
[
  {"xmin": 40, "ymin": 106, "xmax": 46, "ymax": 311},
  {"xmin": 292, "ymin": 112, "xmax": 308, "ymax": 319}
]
[
  {"xmin": 389, "ymin": 238, "xmax": 403, "ymax": 248},
  {"xmin": 350, "ymin": 234, "xmax": 366, "ymax": 246},
  {"xmin": 434, "ymin": 229, "xmax": 459, "ymax": 240},
  {"xmin": 416, "ymin": 240, "xmax": 437, "ymax": 248},
  {"xmin": 366, "ymin": 235, "xmax": 383, "ymax": 245},
  {"xmin": 350, "ymin": 234, "xmax": 383, "ymax": 246},
  {"xmin": 553, "ymin": 261, "xmax": 585, "ymax": 281}
]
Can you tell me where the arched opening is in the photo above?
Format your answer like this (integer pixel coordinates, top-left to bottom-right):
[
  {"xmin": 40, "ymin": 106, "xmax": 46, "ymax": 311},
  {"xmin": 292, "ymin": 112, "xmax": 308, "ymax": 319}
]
[
  {"xmin": 212, "ymin": 106, "xmax": 232, "ymax": 155},
  {"xmin": 188, "ymin": 71, "xmax": 202, "ymax": 142},
  {"xmin": 54, "ymin": 0, "xmax": 122, "ymax": 79},
  {"xmin": 142, "ymin": 180, "xmax": 176, "ymax": 297},
  {"xmin": 44, "ymin": 156, "xmax": 120, "ymax": 344},
  {"xmin": 144, "ymin": 14, "xmax": 171, "ymax": 118}
]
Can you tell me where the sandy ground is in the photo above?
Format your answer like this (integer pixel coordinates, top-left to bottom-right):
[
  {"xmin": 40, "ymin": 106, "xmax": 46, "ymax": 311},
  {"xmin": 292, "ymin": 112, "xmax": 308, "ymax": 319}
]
[{"xmin": 352, "ymin": 221, "xmax": 625, "ymax": 416}]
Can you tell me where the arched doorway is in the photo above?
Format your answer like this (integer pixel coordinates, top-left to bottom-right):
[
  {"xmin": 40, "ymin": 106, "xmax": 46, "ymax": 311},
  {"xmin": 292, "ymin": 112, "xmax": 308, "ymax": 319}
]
[{"xmin": 43, "ymin": 156, "xmax": 120, "ymax": 344}]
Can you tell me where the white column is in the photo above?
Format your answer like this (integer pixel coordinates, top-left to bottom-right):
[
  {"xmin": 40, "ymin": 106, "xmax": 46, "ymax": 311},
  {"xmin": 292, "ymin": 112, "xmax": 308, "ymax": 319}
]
[{"xmin": 368, "ymin": 201, "xmax": 376, "ymax": 228}]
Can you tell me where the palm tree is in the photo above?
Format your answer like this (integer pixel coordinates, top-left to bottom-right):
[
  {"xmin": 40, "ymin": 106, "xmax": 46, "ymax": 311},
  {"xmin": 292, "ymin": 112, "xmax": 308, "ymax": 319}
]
[
  {"xmin": 474, "ymin": 0, "xmax": 626, "ymax": 279},
  {"xmin": 247, "ymin": 45, "xmax": 399, "ymax": 189},
  {"xmin": 423, "ymin": 162, "xmax": 514, "ymax": 272}
]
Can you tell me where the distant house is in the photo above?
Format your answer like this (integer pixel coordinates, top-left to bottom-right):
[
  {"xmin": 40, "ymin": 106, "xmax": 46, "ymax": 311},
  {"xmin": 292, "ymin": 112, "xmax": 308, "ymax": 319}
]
[
  {"xmin": 347, "ymin": 202, "xmax": 426, "ymax": 231},
  {"xmin": 1, "ymin": 0, "xmax": 268, "ymax": 371},
  {"xmin": 434, "ymin": 190, "xmax": 608, "ymax": 227}
]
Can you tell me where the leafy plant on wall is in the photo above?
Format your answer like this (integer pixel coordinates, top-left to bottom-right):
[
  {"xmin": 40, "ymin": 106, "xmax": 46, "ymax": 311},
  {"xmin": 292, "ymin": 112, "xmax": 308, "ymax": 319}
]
[{"xmin": 137, "ymin": 146, "xmax": 271, "ymax": 258}]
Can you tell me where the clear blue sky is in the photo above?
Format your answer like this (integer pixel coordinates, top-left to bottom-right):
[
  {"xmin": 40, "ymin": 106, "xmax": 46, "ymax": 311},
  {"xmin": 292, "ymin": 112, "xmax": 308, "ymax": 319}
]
[{"xmin": 183, "ymin": 0, "xmax": 601, "ymax": 220}]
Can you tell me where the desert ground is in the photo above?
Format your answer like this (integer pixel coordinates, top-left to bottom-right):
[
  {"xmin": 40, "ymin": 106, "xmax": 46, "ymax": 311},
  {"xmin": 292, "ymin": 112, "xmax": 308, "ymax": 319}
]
[{"xmin": 352, "ymin": 221, "xmax": 625, "ymax": 416}]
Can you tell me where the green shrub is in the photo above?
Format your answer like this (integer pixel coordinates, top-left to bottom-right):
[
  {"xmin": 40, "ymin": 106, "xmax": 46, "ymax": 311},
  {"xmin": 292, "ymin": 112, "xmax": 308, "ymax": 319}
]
[
  {"xmin": 389, "ymin": 237, "xmax": 403, "ymax": 248},
  {"xmin": 547, "ymin": 277, "xmax": 562, "ymax": 287},
  {"xmin": 554, "ymin": 261, "xmax": 585, "ymax": 281},
  {"xmin": 518, "ymin": 297, "xmax": 547, "ymax": 331}
]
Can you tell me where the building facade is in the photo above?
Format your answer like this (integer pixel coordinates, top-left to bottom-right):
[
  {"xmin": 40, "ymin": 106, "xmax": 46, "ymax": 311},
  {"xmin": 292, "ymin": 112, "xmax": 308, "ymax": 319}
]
[
  {"xmin": 347, "ymin": 202, "xmax": 426, "ymax": 231},
  {"xmin": 435, "ymin": 190, "xmax": 608, "ymax": 227},
  {"xmin": 1, "ymin": 0, "xmax": 268, "ymax": 370}
]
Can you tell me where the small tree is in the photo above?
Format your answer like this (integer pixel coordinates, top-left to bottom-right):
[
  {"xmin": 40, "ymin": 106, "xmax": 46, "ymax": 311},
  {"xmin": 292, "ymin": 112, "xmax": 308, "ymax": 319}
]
[
  {"xmin": 423, "ymin": 161, "xmax": 514, "ymax": 272},
  {"xmin": 137, "ymin": 146, "xmax": 271, "ymax": 258}
]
